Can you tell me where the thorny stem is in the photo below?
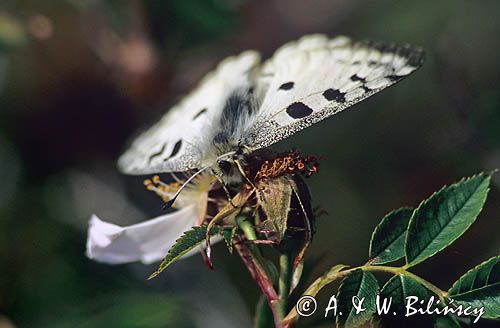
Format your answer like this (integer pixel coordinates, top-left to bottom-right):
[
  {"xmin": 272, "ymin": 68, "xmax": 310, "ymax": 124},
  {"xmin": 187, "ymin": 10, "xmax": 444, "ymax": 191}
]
[
  {"xmin": 283, "ymin": 264, "xmax": 449, "ymax": 324},
  {"xmin": 234, "ymin": 241, "xmax": 281, "ymax": 326},
  {"xmin": 236, "ymin": 216, "xmax": 292, "ymax": 328}
]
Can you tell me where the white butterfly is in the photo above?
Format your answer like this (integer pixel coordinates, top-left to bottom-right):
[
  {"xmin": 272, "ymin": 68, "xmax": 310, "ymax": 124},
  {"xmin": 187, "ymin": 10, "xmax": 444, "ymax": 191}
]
[{"xmin": 118, "ymin": 34, "xmax": 424, "ymax": 178}]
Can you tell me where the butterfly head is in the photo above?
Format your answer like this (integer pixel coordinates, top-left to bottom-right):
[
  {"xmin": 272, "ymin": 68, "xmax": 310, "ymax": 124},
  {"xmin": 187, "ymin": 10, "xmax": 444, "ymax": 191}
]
[{"xmin": 212, "ymin": 146, "xmax": 251, "ymax": 184}]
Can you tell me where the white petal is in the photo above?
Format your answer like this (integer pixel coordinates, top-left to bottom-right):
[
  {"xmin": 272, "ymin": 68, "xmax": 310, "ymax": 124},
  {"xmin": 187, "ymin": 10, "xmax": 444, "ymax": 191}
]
[{"xmin": 87, "ymin": 204, "xmax": 204, "ymax": 264}]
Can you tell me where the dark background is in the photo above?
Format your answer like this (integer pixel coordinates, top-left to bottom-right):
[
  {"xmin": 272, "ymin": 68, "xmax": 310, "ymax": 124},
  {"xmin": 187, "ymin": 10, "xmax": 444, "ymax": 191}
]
[{"xmin": 0, "ymin": 1, "xmax": 499, "ymax": 327}]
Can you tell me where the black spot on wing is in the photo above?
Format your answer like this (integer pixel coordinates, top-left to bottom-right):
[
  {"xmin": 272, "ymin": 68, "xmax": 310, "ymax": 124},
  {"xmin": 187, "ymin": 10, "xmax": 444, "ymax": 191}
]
[
  {"xmin": 286, "ymin": 102, "xmax": 313, "ymax": 119},
  {"xmin": 373, "ymin": 41, "xmax": 397, "ymax": 54},
  {"xmin": 406, "ymin": 48, "xmax": 425, "ymax": 67},
  {"xmin": 322, "ymin": 89, "xmax": 345, "ymax": 102},
  {"xmin": 278, "ymin": 82, "xmax": 294, "ymax": 90},
  {"xmin": 394, "ymin": 43, "xmax": 425, "ymax": 68},
  {"xmin": 350, "ymin": 75, "xmax": 365, "ymax": 82},
  {"xmin": 396, "ymin": 44, "xmax": 412, "ymax": 58},
  {"xmin": 164, "ymin": 140, "xmax": 182, "ymax": 161},
  {"xmin": 193, "ymin": 108, "xmax": 207, "ymax": 120},
  {"xmin": 148, "ymin": 144, "xmax": 166, "ymax": 164}
]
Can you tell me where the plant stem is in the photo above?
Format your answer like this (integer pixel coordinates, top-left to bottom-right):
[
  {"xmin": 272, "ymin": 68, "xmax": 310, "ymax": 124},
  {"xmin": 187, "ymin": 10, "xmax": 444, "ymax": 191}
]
[
  {"xmin": 236, "ymin": 216, "xmax": 291, "ymax": 328},
  {"xmin": 358, "ymin": 265, "xmax": 448, "ymax": 302},
  {"xmin": 360, "ymin": 265, "xmax": 448, "ymax": 301},
  {"xmin": 238, "ymin": 215, "xmax": 257, "ymax": 241},
  {"xmin": 235, "ymin": 242, "xmax": 282, "ymax": 327},
  {"xmin": 278, "ymin": 253, "xmax": 292, "ymax": 320},
  {"xmin": 401, "ymin": 270, "xmax": 449, "ymax": 302},
  {"xmin": 359, "ymin": 264, "xmax": 404, "ymax": 275}
]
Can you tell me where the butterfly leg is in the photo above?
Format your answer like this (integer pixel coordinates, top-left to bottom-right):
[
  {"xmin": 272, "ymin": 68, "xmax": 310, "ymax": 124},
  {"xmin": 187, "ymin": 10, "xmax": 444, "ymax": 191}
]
[
  {"xmin": 286, "ymin": 176, "xmax": 312, "ymax": 267},
  {"xmin": 211, "ymin": 169, "xmax": 237, "ymax": 208},
  {"xmin": 234, "ymin": 159, "xmax": 257, "ymax": 190}
]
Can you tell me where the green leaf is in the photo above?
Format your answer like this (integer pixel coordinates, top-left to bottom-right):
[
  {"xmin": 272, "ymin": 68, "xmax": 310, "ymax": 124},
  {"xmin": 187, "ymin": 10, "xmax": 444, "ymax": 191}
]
[
  {"xmin": 148, "ymin": 225, "xmax": 220, "ymax": 279},
  {"xmin": 381, "ymin": 274, "xmax": 431, "ymax": 311},
  {"xmin": 336, "ymin": 269, "xmax": 379, "ymax": 328},
  {"xmin": 382, "ymin": 275, "xmax": 463, "ymax": 326},
  {"xmin": 369, "ymin": 207, "xmax": 413, "ymax": 264},
  {"xmin": 303, "ymin": 264, "xmax": 348, "ymax": 298},
  {"xmin": 405, "ymin": 172, "xmax": 491, "ymax": 266},
  {"xmin": 221, "ymin": 226, "xmax": 236, "ymax": 254},
  {"xmin": 448, "ymin": 255, "xmax": 500, "ymax": 319}
]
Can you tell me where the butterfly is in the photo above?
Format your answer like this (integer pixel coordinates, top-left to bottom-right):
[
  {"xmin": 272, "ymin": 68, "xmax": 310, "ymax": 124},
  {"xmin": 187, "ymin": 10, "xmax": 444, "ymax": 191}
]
[{"xmin": 118, "ymin": 34, "xmax": 424, "ymax": 185}]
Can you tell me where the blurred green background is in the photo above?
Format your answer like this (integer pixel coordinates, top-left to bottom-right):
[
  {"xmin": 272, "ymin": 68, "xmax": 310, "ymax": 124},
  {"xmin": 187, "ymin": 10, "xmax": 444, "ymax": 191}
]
[{"xmin": 0, "ymin": 0, "xmax": 499, "ymax": 327}]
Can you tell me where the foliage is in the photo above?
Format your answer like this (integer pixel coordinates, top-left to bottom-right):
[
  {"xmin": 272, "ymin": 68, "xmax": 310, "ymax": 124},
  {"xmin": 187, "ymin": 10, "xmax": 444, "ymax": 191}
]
[
  {"xmin": 2, "ymin": 2, "xmax": 500, "ymax": 327},
  {"xmin": 369, "ymin": 207, "xmax": 413, "ymax": 264},
  {"xmin": 336, "ymin": 269, "xmax": 379, "ymax": 328},
  {"xmin": 405, "ymin": 173, "xmax": 491, "ymax": 266},
  {"xmin": 448, "ymin": 256, "xmax": 500, "ymax": 319},
  {"xmin": 154, "ymin": 172, "xmax": 499, "ymax": 327},
  {"xmin": 148, "ymin": 225, "xmax": 233, "ymax": 279},
  {"xmin": 285, "ymin": 172, "xmax": 498, "ymax": 327}
]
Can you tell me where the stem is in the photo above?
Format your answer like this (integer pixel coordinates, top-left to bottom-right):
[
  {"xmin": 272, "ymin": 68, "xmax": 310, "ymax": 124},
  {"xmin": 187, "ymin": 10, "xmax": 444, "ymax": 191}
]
[
  {"xmin": 238, "ymin": 215, "xmax": 257, "ymax": 241},
  {"xmin": 359, "ymin": 264, "xmax": 404, "ymax": 275},
  {"xmin": 358, "ymin": 265, "xmax": 448, "ymax": 302},
  {"xmin": 235, "ymin": 242, "xmax": 281, "ymax": 327},
  {"xmin": 237, "ymin": 216, "xmax": 268, "ymax": 269},
  {"xmin": 278, "ymin": 253, "xmax": 292, "ymax": 320},
  {"xmin": 236, "ymin": 216, "xmax": 291, "ymax": 328},
  {"xmin": 401, "ymin": 270, "xmax": 449, "ymax": 302}
]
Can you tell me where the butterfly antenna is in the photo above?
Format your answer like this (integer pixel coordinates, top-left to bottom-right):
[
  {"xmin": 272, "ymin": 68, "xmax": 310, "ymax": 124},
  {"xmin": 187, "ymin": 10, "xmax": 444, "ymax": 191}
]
[
  {"xmin": 162, "ymin": 166, "xmax": 211, "ymax": 210},
  {"xmin": 162, "ymin": 151, "xmax": 236, "ymax": 209}
]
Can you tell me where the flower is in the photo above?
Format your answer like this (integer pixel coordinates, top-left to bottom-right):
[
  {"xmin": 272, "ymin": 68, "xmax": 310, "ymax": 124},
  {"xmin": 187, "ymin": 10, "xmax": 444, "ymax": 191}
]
[{"xmin": 86, "ymin": 172, "xmax": 217, "ymax": 264}]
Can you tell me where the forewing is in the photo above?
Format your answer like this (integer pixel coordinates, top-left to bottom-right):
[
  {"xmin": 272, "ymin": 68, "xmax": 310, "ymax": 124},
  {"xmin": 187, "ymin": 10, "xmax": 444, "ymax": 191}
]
[
  {"xmin": 243, "ymin": 34, "xmax": 424, "ymax": 149},
  {"xmin": 118, "ymin": 51, "xmax": 261, "ymax": 174}
]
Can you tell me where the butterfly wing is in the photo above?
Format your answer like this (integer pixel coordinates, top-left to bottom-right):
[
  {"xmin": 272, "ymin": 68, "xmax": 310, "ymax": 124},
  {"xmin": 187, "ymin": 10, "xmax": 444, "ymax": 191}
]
[
  {"xmin": 243, "ymin": 34, "xmax": 425, "ymax": 150},
  {"xmin": 118, "ymin": 51, "xmax": 261, "ymax": 175}
]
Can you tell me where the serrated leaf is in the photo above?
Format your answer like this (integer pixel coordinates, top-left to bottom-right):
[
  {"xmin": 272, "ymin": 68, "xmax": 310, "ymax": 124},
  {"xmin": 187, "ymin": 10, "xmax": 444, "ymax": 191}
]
[
  {"xmin": 304, "ymin": 264, "xmax": 348, "ymax": 298},
  {"xmin": 448, "ymin": 255, "xmax": 500, "ymax": 319},
  {"xmin": 336, "ymin": 269, "xmax": 379, "ymax": 328},
  {"xmin": 405, "ymin": 172, "xmax": 491, "ymax": 266},
  {"xmin": 382, "ymin": 275, "xmax": 463, "ymax": 326},
  {"xmin": 369, "ymin": 207, "xmax": 413, "ymax": 265},
  {"xmin": 148, "ymin": 225, "xmax": 220, "ymax": 279},
  {"xmin": 221, "ymin": 226, "xmax": 236, "ymax": 254},
  {"xmin": 381, "ymin": 274, "xmax": 431, "ymax": 311}
]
